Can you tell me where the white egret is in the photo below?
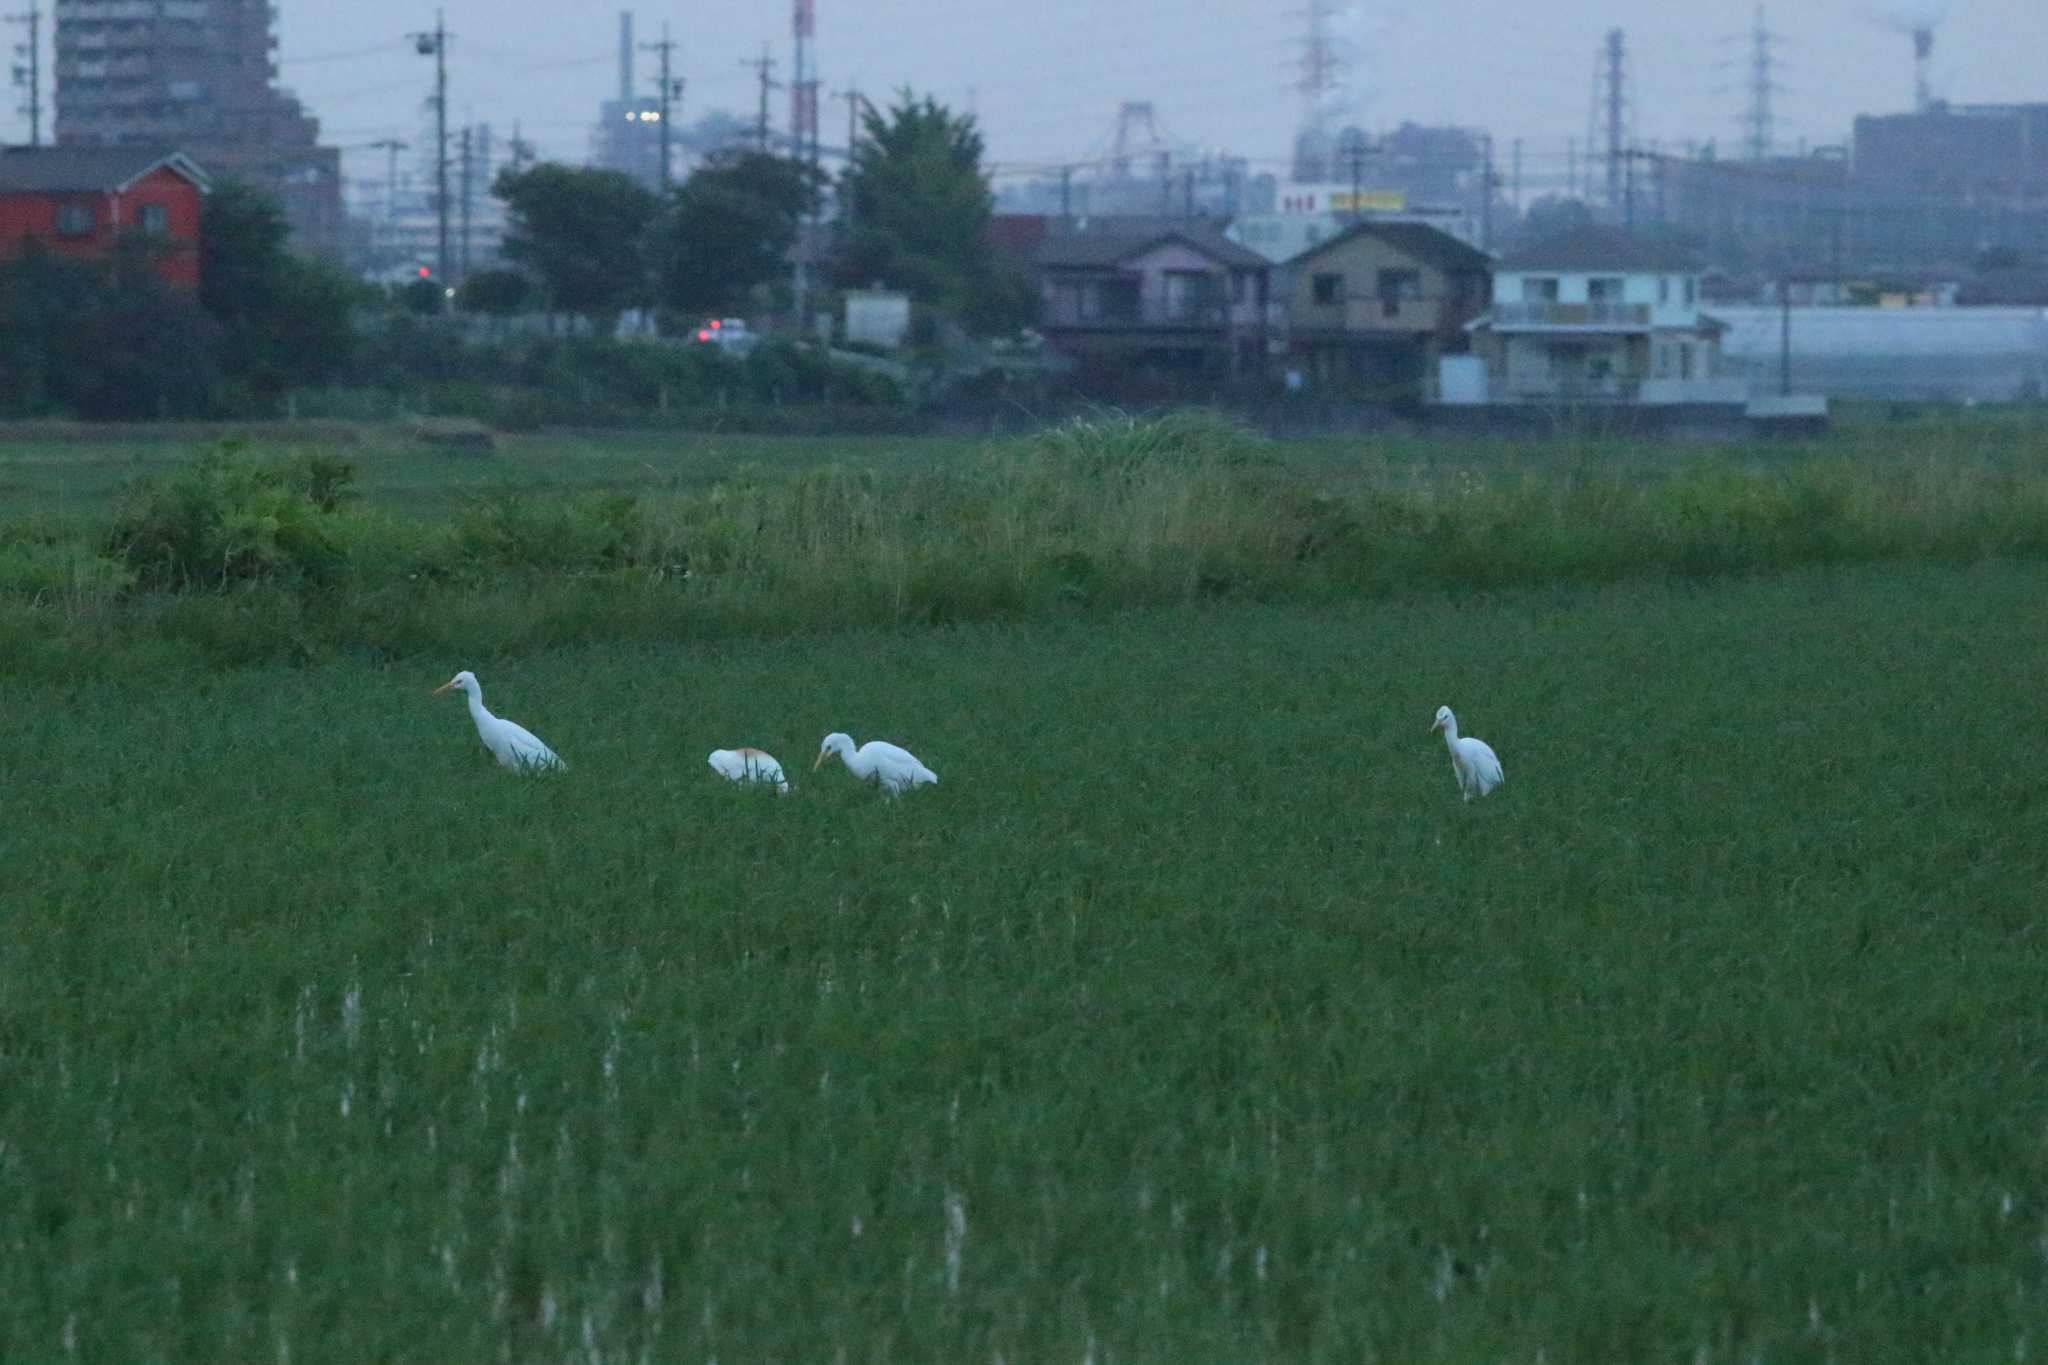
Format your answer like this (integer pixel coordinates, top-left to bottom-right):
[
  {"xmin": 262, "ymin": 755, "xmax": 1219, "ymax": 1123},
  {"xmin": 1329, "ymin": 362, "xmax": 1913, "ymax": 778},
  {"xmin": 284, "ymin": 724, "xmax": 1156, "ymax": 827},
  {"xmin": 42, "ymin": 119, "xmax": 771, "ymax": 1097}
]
[
  {"xmin": 432, "ymin": 670, "xmax": 566, "ymax": 772},
  {"xmin": 814, "ymin": 732, "xmax": 937, "ymax": 795},
  {"xmin": 708, "ymin": 747, "xmax": 791, "ymax": 794},
  {"xmin": 1431, "ymin": 705, "xmax": 1503, "ymax": 801}
]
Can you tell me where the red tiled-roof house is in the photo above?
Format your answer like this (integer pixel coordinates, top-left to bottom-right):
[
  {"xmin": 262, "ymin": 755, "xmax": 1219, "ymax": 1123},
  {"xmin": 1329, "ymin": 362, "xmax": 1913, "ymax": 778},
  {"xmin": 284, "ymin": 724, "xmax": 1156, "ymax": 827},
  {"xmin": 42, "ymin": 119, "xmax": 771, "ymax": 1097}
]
[{"xmin": 0, "ymin": 147, "xmax": 211, "ymax": 289}]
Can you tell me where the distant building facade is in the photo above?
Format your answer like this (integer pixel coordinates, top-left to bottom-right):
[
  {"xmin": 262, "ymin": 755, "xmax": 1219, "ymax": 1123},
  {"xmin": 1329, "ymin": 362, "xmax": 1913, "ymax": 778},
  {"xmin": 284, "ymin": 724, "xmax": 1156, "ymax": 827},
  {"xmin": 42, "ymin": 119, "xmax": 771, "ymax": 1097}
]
[{"xmin": 52, "ymin": 0, "xmax": 341, "ymax": 254}]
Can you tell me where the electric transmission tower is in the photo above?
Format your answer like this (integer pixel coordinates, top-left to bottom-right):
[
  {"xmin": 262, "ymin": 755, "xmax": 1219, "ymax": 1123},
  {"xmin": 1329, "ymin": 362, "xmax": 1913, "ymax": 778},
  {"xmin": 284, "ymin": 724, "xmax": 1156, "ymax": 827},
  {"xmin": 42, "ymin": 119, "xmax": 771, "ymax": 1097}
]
[
  {"xmin": 1292, "ymin": 0, "xmax": 1348, "ymax": 180},
  {"xmin": 1739, "ymin": 4, "xmax": 1783, "ymax": 162},
  {"xmin": 1585, "ymin": 28, "xmax": 1630, "ymax": 211}
]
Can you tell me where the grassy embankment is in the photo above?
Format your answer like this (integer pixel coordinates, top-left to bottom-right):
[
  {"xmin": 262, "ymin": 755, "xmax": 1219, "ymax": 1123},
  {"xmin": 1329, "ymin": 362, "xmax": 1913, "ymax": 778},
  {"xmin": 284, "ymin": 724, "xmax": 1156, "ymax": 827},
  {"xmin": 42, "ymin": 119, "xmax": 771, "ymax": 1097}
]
[{"xmin": 1, "ymin": 409, "xmax": 2047, "ymax": 678}]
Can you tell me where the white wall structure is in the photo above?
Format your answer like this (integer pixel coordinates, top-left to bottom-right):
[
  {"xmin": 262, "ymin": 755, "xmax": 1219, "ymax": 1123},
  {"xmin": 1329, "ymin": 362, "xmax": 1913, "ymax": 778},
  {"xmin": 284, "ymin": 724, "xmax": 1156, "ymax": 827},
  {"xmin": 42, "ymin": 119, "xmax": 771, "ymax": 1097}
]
[{"xmin": 1715, "ymin": 307, "xmax": 2048, "ymax": 402}]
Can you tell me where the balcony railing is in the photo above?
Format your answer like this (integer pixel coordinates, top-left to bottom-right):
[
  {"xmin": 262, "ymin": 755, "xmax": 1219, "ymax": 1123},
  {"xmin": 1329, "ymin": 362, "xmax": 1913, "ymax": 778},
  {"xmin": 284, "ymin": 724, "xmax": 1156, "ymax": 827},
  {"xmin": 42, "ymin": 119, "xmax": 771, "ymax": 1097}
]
[
  {"xmin": 1047, "ymin": 301, "xmax": 1233, "ymax": 329},
  {"xmin": 1494, "ymin": 300, "xmax": 1652, "ymax": 328}
]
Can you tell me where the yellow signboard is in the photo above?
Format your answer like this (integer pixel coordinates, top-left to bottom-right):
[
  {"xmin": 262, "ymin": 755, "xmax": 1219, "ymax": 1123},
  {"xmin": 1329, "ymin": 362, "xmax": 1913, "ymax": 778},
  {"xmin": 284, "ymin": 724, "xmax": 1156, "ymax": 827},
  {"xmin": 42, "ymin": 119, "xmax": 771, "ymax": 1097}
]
[{"xmin": 1330, "ymin": 190, "xmax": 1407, "ymax": 212}]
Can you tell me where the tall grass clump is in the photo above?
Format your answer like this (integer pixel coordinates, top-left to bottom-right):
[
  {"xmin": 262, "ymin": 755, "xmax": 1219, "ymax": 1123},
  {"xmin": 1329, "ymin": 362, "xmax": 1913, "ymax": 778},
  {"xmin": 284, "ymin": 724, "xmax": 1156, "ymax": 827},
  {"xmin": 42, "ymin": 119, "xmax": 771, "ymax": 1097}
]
[{"xmin": 6, "ymin": 412, "xmax": 2048, "ymax": 677}]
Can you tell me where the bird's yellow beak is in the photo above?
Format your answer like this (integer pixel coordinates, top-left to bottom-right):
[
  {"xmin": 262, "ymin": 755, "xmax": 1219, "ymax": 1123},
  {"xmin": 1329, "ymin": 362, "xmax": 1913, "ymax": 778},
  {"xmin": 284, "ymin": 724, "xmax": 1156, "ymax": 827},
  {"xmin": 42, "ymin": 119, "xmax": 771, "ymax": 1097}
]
[
  {"xmin": 812, "ymin": 752, "xmax": 827, "ymax": 770},
  {"xmin": 432, "ymin": 679, "xmax": 457, "ymax": 695}
]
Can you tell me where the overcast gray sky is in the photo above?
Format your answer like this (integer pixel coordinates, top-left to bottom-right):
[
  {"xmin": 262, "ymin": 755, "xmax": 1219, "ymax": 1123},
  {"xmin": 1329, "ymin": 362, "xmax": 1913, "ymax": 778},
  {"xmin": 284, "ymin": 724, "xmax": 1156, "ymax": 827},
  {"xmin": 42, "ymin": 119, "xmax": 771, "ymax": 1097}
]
[{"xmin": 13, "ymin": 0, "xmax": 2045, "ymax": 198}]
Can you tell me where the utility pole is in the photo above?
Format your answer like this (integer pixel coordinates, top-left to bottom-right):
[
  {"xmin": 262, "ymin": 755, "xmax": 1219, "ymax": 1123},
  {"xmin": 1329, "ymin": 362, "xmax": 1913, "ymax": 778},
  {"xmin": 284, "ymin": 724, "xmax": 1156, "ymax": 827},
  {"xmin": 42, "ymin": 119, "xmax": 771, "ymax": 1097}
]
[
  {"xmin": 834, "ymin": 87, "xmax": 864, "ymax": 230},
  {"xmin": 1511, "ymin": 137, "xmax": 1523, "ymax": 214},
  {"xmin": 507, "ymin": 120, "xmax": 535, "ymax": 174},
  {"xmin": 1058, "ymin": 164, "xmax": 1072, "ymax": 223},
  {"xmin": 1183, "ymin": 167, "xmax": 1195, "ymax": 220},
  {"xmin": 1567, "ymin": 136, "xmax": 1578, "ymax": 198},
  {"xmin": 642, "ymin": 22, "xmax": 684, "ymax": 190},
  {"xmin": 1479, "ymin": 133, "xmax": 1494, "ymax": 252},
  {"xmin": 1778, "ymin": 276, "xmax": 1791, "ymax": 395},
  {"xmin": 370, "ymin": 139, "xmax": 408, "ymax": 222},
  {"xmin": 458, "ymin": 124, "xmax": 472, "ymax": 282},
  {"xmin": 409, "ymin": 11, "xmax": 450, "ymax": 285},
  {"xmin": 1338, "ymin": 129, "xmax": 1369, "ymax": 222},
  {"xmin": 835, "ymin": 86, "xmax": 863, "ymax": 162},
  {"xmin": 1604, "ymin": 29, "xmax": 1626, "ymax": 211},
  {"xmin": 7, "ymin": 2, "xmax": 39, "ymax": 146},
  {"xmin": 744, "ymin": 46, "xmax": 779, "ymax": 154}
]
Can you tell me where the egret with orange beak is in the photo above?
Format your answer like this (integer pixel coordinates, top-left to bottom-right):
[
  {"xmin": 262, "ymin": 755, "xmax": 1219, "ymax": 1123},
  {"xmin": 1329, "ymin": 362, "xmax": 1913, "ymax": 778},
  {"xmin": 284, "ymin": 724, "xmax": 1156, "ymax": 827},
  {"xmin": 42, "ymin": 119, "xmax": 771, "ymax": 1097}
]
[
  {"xmin": 432, "ymin": 670, "xmax": 565, "ymax": 772},
  {"xmin": 814, "ymin": 732, "xmax": 936, "ymax": 796}
]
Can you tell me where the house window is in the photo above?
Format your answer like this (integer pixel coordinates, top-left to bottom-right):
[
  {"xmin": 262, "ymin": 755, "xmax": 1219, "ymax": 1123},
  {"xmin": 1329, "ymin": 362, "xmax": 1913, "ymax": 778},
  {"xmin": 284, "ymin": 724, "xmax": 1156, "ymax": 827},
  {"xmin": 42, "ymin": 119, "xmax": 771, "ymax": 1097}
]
[
  {"xmin": 138, "ymin": 203, "xmax": 169, "ymax": 234},
  {"xmin": 1683, "ymin": 277, "xmax": 1697, "ymax": 304},
  {"xmin": 1163, "ymin": 270, "xmax": 1220, "ymax": 322},
  {"xmin": 1588, "ymin": 276, "xmax": 1625, "ymax": 301},
  {"xmin": 1312, "ymin": 272, "xmax": 1343, "ymax": 306},
  {"xmin": 1658, "ymin": 276, "xmax": 1671, "ymax": 304},
  {"xmin": 1679, "ymin": 343, "xmax": 1695, "ymax": 379},
  {"xmin": 1376, "ymin": 268, "xmax": 1421, "ymax": 318},
  {"xmin": 55, "ymin": 202, "xmax": 93, "ymax": 236},
  {"xmin": 1520, "ymin": 276, "xmax": 1559, "ymax": 302}
]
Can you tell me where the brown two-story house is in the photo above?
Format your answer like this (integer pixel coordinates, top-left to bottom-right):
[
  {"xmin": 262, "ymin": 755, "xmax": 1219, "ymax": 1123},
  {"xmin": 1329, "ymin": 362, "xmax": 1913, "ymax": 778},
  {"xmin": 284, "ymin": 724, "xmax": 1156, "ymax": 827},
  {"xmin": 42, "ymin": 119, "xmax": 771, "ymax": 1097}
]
[{"xmin": 1281, "ymin": 222, "xmax": 1492, "ymax": 401}]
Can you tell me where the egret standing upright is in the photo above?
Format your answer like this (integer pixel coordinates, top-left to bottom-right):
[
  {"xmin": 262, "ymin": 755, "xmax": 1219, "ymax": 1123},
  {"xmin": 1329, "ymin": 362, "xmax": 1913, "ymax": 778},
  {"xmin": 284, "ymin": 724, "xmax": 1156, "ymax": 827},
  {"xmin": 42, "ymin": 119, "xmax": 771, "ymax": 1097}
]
[
  {"xmin": 1431, "ymin": 705, "xmax": 1503, "ymax": 801},
  {"xmin": 432, "ymin": 671, "xmax": 565, "ymax": 772}
]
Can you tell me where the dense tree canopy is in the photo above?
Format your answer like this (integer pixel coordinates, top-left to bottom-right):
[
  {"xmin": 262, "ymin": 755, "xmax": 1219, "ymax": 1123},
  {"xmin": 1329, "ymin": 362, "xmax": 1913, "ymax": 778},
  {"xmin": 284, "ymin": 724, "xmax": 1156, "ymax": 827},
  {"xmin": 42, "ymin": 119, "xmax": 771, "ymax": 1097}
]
[
  {"xmin": 652, "ymin": 151, "xmax": 824, "ymax": 319},
  {"xmin": 494, "ymin": 163, "xmax": 660, "ymax": 326},
  {"xmin": 200, "ymin": 179, "xmax": 361, "ymax": 404},
  {"xmin": 832, "ymin": 92, "xmax": 1035, "ymax": 336}
]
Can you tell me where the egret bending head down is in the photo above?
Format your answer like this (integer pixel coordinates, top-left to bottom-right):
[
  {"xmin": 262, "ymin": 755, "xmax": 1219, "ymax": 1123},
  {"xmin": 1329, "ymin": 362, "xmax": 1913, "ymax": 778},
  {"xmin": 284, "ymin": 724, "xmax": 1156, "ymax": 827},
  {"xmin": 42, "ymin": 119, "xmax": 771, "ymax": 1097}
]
[
  {"xmin": 708, "ymin": 747, "xmax": 791, "ymax": 794},
  {"xmin": 814, "ymin": 732, "xmax": 938, "ymax": 796},
  {"xmin": 1431, "ymin": 705, "xmax": 1502, "ymax": 802},
  {"xmin": 433, "ymin": 670, "xmax": 566, "ymax": 773}
]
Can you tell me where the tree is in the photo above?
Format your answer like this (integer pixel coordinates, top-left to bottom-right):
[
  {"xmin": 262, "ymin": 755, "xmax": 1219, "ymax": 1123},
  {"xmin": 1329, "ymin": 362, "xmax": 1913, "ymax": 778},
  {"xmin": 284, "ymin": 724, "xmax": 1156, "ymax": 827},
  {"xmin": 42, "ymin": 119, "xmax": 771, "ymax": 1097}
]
[
  {"xmin": 0, "ymin": 241, "xmax": 218, "ymax": 419},
  {"xmin": 494, "ymin": 162, "xmax": 659, "ymax": 328},
  {"xmin": 200, "ymin": 179, "xmax": 360, "ymax": 404},
  {"xmin": 651, "ymin": 151, "xmax": 823, "ymax": 319},
  {"xmin": 832, "ymin": 92, "xmax": 1034, "ymax": 336},
  {"xmin": 1517, "ymin": 194, "xmax": 1594, "ymax": 247},
  {"xmin": 457, "ymin": 268, "xmax": 533, "ymax": 316}
]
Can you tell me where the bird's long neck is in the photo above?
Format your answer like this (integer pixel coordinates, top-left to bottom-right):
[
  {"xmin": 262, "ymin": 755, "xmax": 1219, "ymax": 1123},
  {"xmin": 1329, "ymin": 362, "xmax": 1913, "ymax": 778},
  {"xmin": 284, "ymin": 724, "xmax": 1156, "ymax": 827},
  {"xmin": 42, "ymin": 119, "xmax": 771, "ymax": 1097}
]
[
  {"xmin": 841, "ymin": 744, "xmax": 874, "ymax": 780},
  {"xmin": 1440, "ymin": 718, "xmax": 1460, "ymax": 748},
  {"xmin": 466, "ymin": 688, "xmax": 495, "ymax": 729}
]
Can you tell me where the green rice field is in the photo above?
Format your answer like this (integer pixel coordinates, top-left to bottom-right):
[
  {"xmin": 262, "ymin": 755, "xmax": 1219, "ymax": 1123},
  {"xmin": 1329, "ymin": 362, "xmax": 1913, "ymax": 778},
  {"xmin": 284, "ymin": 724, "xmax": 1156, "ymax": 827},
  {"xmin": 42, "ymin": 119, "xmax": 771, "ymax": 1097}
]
[{"xmin": 3, "ymin": 549, "xmax": 2045, "ymax": 1358}]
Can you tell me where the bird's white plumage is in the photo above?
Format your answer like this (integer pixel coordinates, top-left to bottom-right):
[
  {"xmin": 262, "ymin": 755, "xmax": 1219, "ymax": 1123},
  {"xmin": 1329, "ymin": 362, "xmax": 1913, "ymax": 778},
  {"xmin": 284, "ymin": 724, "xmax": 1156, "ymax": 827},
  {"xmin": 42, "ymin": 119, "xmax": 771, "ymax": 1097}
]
[
  {"xmin": 1431, "ymin": 705, "xmax": 1502, "ymax": 801},
  {"xmin": 434, "ymin": 670, "xmax": 565, "ymax": 772},
  {"xmin": 814, "ymin": 732, "xmax": 937, "ymax": 795},
  {"xmin": 708, "ymin": 747, "xmax": 791, "ymax": 794}
]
